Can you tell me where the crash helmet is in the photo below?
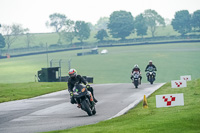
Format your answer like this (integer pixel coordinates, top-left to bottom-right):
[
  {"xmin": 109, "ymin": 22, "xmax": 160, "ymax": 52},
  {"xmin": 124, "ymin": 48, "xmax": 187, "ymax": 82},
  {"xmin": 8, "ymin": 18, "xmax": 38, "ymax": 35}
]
[
  {"xmin": 68, "ymin": 69, "xmax": 77, "ymax": 78},
  {"xmin": 149, "ymin": 60, "xmax": 152, "ymax": 65},
  {"xmin": 134, "ymin": 64, "xmax": 139, "ymax": 68}
]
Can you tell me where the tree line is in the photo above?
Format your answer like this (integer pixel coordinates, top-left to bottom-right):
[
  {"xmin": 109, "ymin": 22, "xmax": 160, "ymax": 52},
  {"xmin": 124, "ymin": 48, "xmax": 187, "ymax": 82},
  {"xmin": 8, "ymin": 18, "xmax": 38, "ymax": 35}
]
[{"xmin": 0, "ymin": 9, "xmax": 200, "ymax": 55}]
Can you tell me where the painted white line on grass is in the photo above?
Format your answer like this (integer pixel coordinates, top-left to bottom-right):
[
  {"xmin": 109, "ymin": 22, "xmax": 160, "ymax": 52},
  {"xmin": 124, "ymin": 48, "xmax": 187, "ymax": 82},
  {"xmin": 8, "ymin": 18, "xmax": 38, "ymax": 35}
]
[{"xmin": 108, "ymin": 83, "xmax": 166, "ymax": 119}]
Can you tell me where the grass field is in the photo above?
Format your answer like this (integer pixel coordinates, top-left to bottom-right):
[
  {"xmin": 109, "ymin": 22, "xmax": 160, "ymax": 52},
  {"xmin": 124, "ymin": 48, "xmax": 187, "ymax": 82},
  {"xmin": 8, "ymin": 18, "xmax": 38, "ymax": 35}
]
[
  {"xmin": 0, "ymin": 41, "xmax": 199, "ymax": 132},
  {"xmin": 0, "ymin": 42, "xmax": 200, "ymax": 84},
  {"xmin": 45, "ymin": 79, "xmax": 200, "ymax": 133},
  {"xmin": 0, "ymin": 82, "xmax": 67, "ymax": 103}
]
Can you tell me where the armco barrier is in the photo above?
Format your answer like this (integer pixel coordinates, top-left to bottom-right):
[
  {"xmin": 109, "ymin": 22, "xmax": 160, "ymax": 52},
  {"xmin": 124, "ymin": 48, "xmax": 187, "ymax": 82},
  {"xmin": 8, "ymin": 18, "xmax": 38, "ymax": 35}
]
[{"xmin": 1, "ymin": 40, "xmax": 200, "ymax": 59}]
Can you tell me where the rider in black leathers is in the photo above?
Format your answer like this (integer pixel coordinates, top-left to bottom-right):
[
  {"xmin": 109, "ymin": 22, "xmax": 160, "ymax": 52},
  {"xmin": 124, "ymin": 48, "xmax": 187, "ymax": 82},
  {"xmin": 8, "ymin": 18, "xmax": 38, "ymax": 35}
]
[
  {"xmin": 67, "ymin": 69, "xmax": 98, "ymax": 106},
  {"xmin": 145, "ymin": 60, "xmax": 157, "ymax": 81}
]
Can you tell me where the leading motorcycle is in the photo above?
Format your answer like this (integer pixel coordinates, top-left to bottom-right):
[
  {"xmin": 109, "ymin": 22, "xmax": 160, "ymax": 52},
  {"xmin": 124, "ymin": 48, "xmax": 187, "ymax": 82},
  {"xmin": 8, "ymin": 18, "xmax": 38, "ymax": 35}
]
[
  {"xmin": 131, "ymin": 71, "xmax": 141, "ymax": 88},
  {"xmin": 146, "ymin": 67, "xmax": 156, "ymax": 84},
  {"xmin": 73, "ymin": 83, "xmax": 96, "ymax": 116}
]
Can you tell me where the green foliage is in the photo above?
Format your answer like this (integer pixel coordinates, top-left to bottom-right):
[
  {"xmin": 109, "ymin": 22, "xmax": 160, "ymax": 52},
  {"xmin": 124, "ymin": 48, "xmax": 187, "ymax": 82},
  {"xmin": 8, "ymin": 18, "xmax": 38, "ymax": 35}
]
[
  {"xmin": 1, "ymin": 24, "xmax": 25, "ymax": 52},
  {"xmin": 191, "ymin": 10, "xmax": 200, "ymax": 31},
  {"xmin": 144, "ymin": 9, "xmax": 165, "ymax": 37},
  {"xmin": 0, "ymin": 33, "xmax": 5, "ymax": 48},
  {"xmin": 0, "ymin": 82, "xmax": 67, "ymax": 103},
  {"xmin": 74, "ymin": 21, "xmax": 91, "ymax": 43},
  {"xmin": 108, "ymin": 10, "xmax": 134, "ymax": 40},
  {"xmin": 0, "ymin": 25, "xmax": 183, "ymax": 50},
  {"xmin": 46, "ymin": 79, "xmax": 200, "ymax": 133},
  {"xmin": 171, "ymin": 10, "xmax": 192, "ymax": 35},
  {"xmin": 47, "ymin": 13, "xmax": 68, "ymax": 32},
  {"xmin": 61, "ymin": 32, "xmax": 75, "ymax": 44},
  {"xmin": 94, "ymin": 29, "xmax": 108, "ymax": 42},
  {"xmin": 94, "ymin": 17, "xmax": 109, "ymax": 30},
  {"xmin": 135, "ymin": 14, "xmax": 148, "ymax": 37}
]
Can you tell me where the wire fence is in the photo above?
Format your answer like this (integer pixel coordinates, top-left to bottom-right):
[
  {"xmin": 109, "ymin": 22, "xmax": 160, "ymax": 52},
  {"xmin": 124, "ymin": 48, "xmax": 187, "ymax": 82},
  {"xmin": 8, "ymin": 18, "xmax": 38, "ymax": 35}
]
[{"xmin": 1, "ymin": 35, "xmax": 200, "ymax": 57}]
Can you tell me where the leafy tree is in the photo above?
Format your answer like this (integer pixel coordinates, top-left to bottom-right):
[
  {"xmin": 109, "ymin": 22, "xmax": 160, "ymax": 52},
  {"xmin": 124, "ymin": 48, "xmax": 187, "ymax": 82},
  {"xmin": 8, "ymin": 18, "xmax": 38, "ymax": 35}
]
[
  {"xmin": 95, "ymin": 29, "xmax": 108, "ymax": 42},
  {"xmin": 94, "ymin": 17, "xmax": 109, "ymax": 30},
  {"xmin": 74, "ymin": 21, "xmax": 90, "ymax": 43},
  {"xmin": 46, "ymin": 13, "xmax": 73, "ymax": 44},
  {"xmin": 108, "ymin": 10, "xmax": 134, "ymax": 40},
  {"xmin": 62, "ymin": 32, "xmax": 75, "ymax": 45},
  {"xmin": 171, "ymin": 10, "xmax": 191, "ymax": 35},
  {"xmin": 191, "ymin": 10, "xmax": 200, "ymax": 32},
  {"xmin": 0, "ymin": 24, "xmax": 5, "ymax": 56},
  {"xmin": 87, "ymin": 22, "xmax": 95, "ymax": 31},
  {"xmin": 0, "ymin": 34, "xmax": 5, "ymax": 48},
  {"xmin": 144, "ymin": 9, "xmax": 165, "ymax": 37},
  {"xmin": 46, "ymin": 13, "xmax": 68, "ymax": 32},
  {"xmin": 0, "ymin": 34, "xmax": 5, "ymax": 56},
  {"xmin": 134, "ymin": 14, "xmax": 148, "ymax": 38},
  {"xmin": 1, "ymin": 24, "xmax": 24, "ymax": 53},
  {"xmin": 61, "ymin": 20, "xmax": 75, "ymax": 44},
  {"xmin": 0, "ymin": 24, "xmax": 5, "ymax": 48}
]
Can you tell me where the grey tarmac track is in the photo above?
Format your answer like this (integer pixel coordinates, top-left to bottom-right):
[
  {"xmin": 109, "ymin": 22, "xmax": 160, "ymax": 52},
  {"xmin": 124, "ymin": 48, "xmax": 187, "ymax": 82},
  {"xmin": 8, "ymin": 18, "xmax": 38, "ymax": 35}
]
[{"xmin": 0, "ymin": 83, "xmax": 165, "ymax": 133}]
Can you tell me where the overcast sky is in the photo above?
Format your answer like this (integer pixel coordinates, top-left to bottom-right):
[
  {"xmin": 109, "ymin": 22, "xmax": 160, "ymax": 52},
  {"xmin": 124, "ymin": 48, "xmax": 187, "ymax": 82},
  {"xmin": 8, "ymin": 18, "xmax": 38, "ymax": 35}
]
[{"xmin": 0, "ymin": 0, "xmax": 199, "ymax": 33}]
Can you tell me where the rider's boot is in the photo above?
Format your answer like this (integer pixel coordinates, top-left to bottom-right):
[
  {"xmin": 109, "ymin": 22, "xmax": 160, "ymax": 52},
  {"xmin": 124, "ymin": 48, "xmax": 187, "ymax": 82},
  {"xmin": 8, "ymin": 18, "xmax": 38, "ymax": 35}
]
[
  {"xmin": 93, "ymin": 97, "xmax": 98, "ymax": 103},
  {"xmin": 90, "ymin": 89, "xmax": 98, "ymax": 103}
]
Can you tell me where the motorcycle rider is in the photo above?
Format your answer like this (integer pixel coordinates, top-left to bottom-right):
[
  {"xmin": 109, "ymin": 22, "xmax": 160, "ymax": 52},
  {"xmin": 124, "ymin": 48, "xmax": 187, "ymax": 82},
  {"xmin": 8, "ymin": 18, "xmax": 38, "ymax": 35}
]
[
  {"xmin": 145, "ymin": 60, "xmax": 157, "ymax": 81},
  {"xmin": 131, "ymin": 64, "xmax": 142, "ymax": 84},
  {"xmin": 68, "ymin": 69, "xmax": 98, "ymax": 108}
]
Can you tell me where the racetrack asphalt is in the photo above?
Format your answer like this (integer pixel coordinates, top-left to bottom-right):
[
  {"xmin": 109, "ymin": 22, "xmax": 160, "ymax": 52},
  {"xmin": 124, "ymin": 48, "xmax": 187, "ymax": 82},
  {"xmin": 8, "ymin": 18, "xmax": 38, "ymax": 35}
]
[{"xmin": 0, "ymin": 83, "xmax": 165, "ymax": 133}]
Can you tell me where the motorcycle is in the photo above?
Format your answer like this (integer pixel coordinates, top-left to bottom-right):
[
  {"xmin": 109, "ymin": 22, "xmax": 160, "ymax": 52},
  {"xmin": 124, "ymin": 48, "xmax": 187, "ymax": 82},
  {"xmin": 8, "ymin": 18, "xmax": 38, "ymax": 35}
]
[
  {"xmin": 146, "ymin": 67, "xmax": 156, "ymax": 84},
  {"xmin": 73, "ymin": 83, "xmax": 96, "ymax": 116},
  {"xmin": 131, "ymin": 71, "xmax": 141, "ymax": 88}
]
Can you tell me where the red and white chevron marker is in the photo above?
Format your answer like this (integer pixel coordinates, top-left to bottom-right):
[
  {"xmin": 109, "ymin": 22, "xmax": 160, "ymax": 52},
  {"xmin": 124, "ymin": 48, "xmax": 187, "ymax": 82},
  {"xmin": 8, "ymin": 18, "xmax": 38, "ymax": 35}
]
[
  {"xmin": 171, "ymin": 80, "xmax": 187, "ymax": 88},
  {"xmin": 156, "ymin": 93, "xmax": 184, "ymax": 108},
  {"xmin": 180, "ymin": 75, "xmax": 191, "ymax": 81}
]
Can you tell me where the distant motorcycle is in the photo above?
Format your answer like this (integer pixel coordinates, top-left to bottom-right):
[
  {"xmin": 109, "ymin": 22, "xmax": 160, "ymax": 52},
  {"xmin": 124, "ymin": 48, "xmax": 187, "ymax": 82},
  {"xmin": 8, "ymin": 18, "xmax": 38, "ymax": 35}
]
[
  {"xmin": 73, "ymin": 83, "xmax": 96, "ymax": 116},
  {"xmin": 131, "ymin": 71, "xmax": 141, "ymax": 88},
  {"xmin": 146, "ymin": 67, "xmax": 156, "ymax": 84}
]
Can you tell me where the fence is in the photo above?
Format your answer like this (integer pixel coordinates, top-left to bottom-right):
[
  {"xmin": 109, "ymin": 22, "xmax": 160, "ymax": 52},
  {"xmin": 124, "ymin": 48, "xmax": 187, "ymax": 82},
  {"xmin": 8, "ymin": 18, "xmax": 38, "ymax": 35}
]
[{"xmin": 1, "ymin": 35, "xmax": 200, "ymax": 59}]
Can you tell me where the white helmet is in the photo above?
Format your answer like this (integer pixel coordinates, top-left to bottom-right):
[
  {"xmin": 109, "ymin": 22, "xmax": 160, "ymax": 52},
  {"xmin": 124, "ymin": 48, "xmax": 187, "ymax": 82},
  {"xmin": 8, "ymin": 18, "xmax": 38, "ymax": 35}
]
[
  {"xmin": 68, "ymin": 69, "xmax": 77, "ymax": 78},
  {"xmin": 149, "ymin": 60, "xmax": 153, "ymax": 65},
  {"xmin": 134, "ymin": 64, "xmax": 139, "ymax": 68}
]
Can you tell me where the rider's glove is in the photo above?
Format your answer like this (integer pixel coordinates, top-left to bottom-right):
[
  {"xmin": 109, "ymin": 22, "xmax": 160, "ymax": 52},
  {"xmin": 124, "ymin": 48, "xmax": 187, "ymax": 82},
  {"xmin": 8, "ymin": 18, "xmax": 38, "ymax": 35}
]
[
  {"xmin": 70, "ymin": 92, "xmax": 73, "ymax": 96},
  {"xmin": 86, "ymin": 84, "xmax": 90, "ymax": 89}
]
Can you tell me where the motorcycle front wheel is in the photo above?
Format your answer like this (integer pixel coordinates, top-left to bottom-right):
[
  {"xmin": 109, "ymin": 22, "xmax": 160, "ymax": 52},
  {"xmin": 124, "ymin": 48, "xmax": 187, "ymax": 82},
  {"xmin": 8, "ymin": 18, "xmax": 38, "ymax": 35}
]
[
  {"xmin": 92, "ymin": 106, "xmax": 96, "ymax": 115},
  {"xmin": 149, "ymin": 76, "xmax": 154, "ymax": 84},
  {"xmin": 134, "ymin": 79, "xmax": 138, "ymax": 88},
  {"xmin": 82, "ymin": 100, "xmax": 92, "ymax": 116}
]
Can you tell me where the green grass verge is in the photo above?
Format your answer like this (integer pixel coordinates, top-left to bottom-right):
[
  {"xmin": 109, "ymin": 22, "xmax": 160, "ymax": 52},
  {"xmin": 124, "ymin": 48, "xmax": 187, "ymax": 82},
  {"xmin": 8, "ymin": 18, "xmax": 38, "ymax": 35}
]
[
  {"xmin": 0, "ymin": 82, "xmax": 67, "ymax": 103},
  {"xmin": 45, "ymin": 79, "xmax": 200, "ymax": 133}
]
